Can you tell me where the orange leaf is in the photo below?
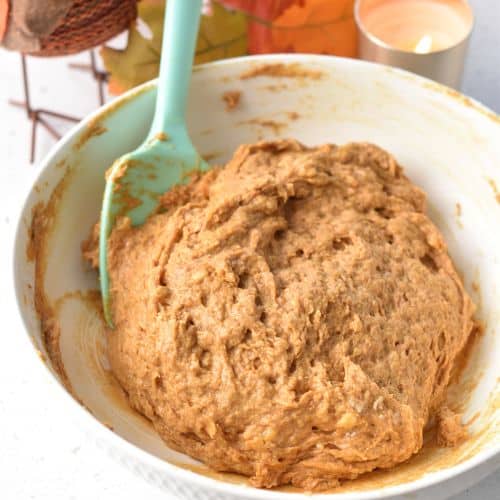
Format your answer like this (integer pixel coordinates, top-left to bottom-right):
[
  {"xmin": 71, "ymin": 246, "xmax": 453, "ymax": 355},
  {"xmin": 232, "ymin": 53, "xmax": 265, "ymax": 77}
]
[
  {"xmin": 0, "ymin": 0, "xmax": 9, "ymax": 42},
  {"xmin": 261, "ymin": 0, "xmax": 358, "ymax": 57},
  {"xmin": 218, "ymin": 0, "xmax": 300, "ymax": 54}
]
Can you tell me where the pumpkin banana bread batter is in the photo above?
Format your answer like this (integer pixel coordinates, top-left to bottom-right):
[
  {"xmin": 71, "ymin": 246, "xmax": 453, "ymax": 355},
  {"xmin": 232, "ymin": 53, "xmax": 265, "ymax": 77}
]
[{"xmin": 84, "ymin": 140, "xmax": 475, "ymax": 490}]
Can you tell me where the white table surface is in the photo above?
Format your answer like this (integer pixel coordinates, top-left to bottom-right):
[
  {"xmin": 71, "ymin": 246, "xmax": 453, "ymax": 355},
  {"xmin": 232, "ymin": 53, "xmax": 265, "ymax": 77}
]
[{"xmin": 1, "ymin": 1, "xmax": 498, "ymax": 498}]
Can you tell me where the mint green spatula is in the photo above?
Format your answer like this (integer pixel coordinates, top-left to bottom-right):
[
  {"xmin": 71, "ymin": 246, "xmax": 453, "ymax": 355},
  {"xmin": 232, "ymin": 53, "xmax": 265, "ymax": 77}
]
[{"xmin": 99, "ymin": 0, "xmax": 207, "ymax": 325}]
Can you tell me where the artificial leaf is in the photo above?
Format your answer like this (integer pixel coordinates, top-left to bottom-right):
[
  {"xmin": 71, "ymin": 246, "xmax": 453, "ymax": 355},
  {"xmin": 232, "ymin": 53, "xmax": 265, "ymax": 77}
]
[
  {"xmin": 101, "ymin": 0, "xmax": 163, "ymax": 94},
  {"xmin": 218, "ymin": 0, "xmax": 299, "ymax": 17},
  {"xmin": 270, "ymin": 0, "xmax": 357, "ymax": 57},
  {"xmin": 102, "ymin": 0, "xmax": 248, "ymax": 95},
  {"xmin": 217, "ymin": 0, "xmax": 299, "ymax": 54},
  {"xmin": 194, "ymin": 1, "xmax": 247, "ymax": 64},
  {"xmin": 0, "ymin": 0, "xmax": 9, "ymax": 42},
  {"xmin": 216, "ymin": 0, "xmax": 254, "ymax": 13}
]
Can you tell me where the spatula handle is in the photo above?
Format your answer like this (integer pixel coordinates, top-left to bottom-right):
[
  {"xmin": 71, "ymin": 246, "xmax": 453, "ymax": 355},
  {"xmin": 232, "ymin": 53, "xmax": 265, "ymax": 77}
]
[{"xmin": 150, "ymin": 0, "xmax": 203, "ymax": 134}]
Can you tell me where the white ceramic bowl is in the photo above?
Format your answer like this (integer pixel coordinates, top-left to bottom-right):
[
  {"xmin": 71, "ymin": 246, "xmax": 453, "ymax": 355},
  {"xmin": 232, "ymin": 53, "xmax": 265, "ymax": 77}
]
[{"xmin": 13, "ymin": 55, "xmax": 500, "ymax": 499}]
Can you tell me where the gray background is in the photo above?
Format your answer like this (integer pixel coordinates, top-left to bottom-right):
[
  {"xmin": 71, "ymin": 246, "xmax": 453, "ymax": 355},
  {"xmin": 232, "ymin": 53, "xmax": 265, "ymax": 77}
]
[{"xmin": 463, "ymin": 0, "xmax": 500, "ymax": 111}]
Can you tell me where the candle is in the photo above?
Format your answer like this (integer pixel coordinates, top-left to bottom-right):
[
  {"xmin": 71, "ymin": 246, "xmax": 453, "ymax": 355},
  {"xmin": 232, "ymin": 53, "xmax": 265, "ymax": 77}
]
[
  {"xmin": 355, "ymin": 0, "xmax": 474, "ymax": 88},
  {"xmin": 359, "ymin": 0, "xmax": 471, "ymax": 53}
]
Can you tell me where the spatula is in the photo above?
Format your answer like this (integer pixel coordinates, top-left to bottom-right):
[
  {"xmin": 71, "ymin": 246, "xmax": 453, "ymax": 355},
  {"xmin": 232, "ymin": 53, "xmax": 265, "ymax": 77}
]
[{"xmin": 99, "ymin": 0, "xmax": 207, "ymax": 325}]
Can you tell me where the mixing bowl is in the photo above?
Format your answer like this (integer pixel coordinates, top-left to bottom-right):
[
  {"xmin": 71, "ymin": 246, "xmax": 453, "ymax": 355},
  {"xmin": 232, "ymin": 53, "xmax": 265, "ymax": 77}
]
[{"xmin": 13, "ymin": 54, "xmax": 500, "ymax": 499}]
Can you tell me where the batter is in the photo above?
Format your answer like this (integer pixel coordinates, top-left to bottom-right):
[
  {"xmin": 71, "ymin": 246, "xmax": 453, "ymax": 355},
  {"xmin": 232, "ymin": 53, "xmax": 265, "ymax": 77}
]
[{"xmin": 83, "ymin": 140, "xmax": 475, "ymax": 490}]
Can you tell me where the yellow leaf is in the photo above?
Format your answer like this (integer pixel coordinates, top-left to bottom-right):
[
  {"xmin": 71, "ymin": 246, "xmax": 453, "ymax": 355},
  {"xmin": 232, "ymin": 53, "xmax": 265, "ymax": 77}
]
[
  {"xmin": 101, "ymin": 0, "xmax": 247, "ymax": 95},
  {"xmin": 101, "ymin": 0, "xmax": 163, "ymax": 95},
  {"xmin": 195, "ymin": 1, "xmax": 247, "ymax": 64}
]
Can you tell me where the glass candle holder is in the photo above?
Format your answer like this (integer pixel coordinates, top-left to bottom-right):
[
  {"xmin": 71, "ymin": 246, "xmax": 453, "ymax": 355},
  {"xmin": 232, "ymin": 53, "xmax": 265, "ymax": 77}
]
[{"xmin": 354, "ymin": 0, "xmax": 474, "ymax": 88}]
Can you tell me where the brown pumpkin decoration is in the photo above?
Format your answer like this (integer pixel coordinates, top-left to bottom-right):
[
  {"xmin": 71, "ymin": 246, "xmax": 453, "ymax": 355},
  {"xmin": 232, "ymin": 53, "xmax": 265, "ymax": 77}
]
[
  {"xmin": 34, "ymin": 0, "xmax": 138, "ymax": 57},
  {"xmin": 1, "ymin": 0, "xmax": 137, "ymax": 56}
]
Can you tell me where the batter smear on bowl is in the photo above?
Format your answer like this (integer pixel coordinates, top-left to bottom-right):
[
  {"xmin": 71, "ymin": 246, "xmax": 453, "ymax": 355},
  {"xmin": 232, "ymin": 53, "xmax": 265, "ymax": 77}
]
[{"xmin": 83, "ymin": 140, "xmax": 476, "ymax": 490}]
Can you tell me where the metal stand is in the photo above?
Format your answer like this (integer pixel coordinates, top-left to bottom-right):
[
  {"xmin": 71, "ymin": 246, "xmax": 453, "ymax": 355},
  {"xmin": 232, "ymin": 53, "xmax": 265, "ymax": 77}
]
[
  {"xmin": 69, "ymin": 50, "xmax": 108, "ymax": 106},
  {"xmin": 9, "ymin": 51, "xmax": 108, "ymax": 163}
]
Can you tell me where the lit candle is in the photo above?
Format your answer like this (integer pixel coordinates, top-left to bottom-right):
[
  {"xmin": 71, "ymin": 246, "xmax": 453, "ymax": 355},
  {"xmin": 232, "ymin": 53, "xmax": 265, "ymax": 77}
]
[
  {"xmin": 414, "ymin": 35, "xmax": 434, "ymax": 54},
  {"xmin": 355, "ymin": 0, "xmax": 474, "ymax": 88}
]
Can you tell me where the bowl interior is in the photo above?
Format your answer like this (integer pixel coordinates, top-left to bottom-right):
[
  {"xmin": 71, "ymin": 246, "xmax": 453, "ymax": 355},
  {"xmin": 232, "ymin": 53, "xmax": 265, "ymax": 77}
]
[{"xmin": 14, "ymin": 55, "xmax": 500, "ymax": 497}]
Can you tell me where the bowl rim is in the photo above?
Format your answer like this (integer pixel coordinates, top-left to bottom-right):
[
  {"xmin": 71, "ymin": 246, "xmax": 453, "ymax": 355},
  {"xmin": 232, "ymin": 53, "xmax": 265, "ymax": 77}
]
[{"xmin": 12, "ymin": 53, "xmax": 500, "ymax": 499}]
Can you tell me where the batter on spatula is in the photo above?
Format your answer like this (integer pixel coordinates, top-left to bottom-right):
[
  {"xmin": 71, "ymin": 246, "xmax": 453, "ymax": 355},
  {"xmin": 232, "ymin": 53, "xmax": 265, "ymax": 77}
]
[{"xmin": 83, "ymin": 140, "xmax": 475, "ymax": 491}]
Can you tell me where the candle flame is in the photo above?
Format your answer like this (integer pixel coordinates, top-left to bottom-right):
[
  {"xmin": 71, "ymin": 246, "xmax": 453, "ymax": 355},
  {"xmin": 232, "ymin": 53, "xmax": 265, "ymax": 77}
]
[{"xmin": 414, "ymin": 35, "xmax": 433, "ymax": 54}]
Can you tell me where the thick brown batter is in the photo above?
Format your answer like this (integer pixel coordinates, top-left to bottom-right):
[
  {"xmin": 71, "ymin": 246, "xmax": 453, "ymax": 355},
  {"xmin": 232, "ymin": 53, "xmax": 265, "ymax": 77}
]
[{"xmin": 84, "ymin": 140, "xmax": 475, "ymax": 490}]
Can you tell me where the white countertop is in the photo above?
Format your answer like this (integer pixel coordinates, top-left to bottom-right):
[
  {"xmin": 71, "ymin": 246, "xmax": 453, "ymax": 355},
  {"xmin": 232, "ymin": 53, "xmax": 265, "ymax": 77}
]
[{"xmin": 1, "ymin": 1, "xmax": 498, "ymax": 498}]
